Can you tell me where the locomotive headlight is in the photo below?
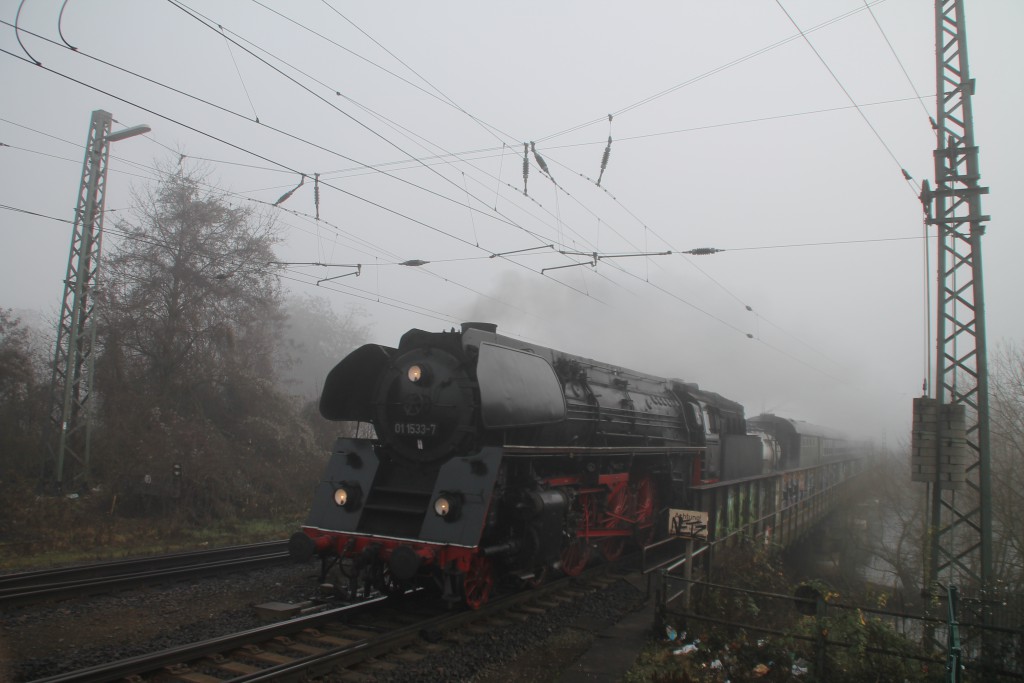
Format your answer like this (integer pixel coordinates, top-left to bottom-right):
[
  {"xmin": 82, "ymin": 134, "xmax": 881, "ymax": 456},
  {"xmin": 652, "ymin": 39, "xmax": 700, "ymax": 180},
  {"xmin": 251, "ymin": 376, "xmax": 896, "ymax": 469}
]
[
  {"xmin": 434, "ymin": 496, "xmax": 451, "ymax": 516},
  {"xmin": 333, "ymin": 483, "xmax": 362, "ymax": 510},
  {"xmin": 433, "ymin": 492, "xmax": 463, "ymax": 521},
  {"xmin": 407, "ymin": 363, "xmax": 432, "ymax": 385}
]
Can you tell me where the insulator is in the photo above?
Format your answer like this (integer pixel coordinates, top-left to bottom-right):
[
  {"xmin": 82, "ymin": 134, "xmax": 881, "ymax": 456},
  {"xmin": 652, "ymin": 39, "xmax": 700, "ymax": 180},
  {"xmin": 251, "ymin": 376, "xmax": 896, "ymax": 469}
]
[
  {"xmin": 686, "ymin": 247, "xmax": 722, "ymax": 256},
  {"xmin": 530, "ymin": 141, "xmax": 553, "ymax": 181},
  {"xmin": 314, "ymin": 173, "xmax": 320, "ymax": 220},
  {"xmin": 274, "ymin": 174, "xmax": 305, "ymax": 207},
  {"xmin": 522, "ymin": 143, "xmax": 529, "ymax": 195},
  {"xmin": 596, "ymin": 136, "xmax": 612, "ymax": 186}
]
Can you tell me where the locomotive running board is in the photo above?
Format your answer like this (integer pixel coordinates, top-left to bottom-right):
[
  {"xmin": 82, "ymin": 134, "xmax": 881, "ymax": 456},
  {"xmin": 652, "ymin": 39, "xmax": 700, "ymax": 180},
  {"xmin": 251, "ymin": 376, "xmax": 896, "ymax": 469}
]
[{"xmin": 500, "ymin": 445, "xmax": 705, "ymax": 456}]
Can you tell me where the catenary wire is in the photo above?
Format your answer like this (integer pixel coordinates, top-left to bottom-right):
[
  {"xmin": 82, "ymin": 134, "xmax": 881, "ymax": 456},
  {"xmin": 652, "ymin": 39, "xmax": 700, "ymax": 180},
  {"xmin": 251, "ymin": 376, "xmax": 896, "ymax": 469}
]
[
  {"xmin": 0, "ymin": 46, "xmax": 604, "ymax": 306},
  {"xmin": 269, "ymin": 95, "xmax": 929, "ymax": 183},
  {"xmin": 54, "ymin": 31, "xmax": 530, "ymax": 237},
  {"xmin": 1, "ymin": 110, "xmax": 913, "ymax": 374},
  {"xmin": 166, "ymin": 1, "xmax": 562, "ymax": 251},
  {"xmin": 774, "ymin": 0, "xmax": 918, "ymax": 195},
  {"xmin": 253, "ymin": 0, "xmax": 514, "ymax": 146},
  {"xmin": 0, "ymin": 19, "xmax": 551, "ymax": 250},
  {"xmin": 167, "ymin": 4, "xmax": 645, "ymax": 275},
  {"xmin": 4, "ymin": 7, "xmax": 917, "ymax": 382},
  {"xmin": 0, "ymin": 194, "xmax": 911, "ymax": 383},
  {"xmin": 2, "ymin": 202, "xmax": 926, "ymax": 256},
  {"xmin": 0, "ymin": 114, "xmax": 586, "ymax": 322},
  {"xmin": 0, "ymin": 128, "xmax": 555, "ymax": 320},
  {"xmin": 241, "ymin": 0, "xmax": 925, "ymax": 317},
  {"xmin": 861, "ymin": 0, "xmax": 933, "ymax": 121},
  {"xmin": 0, "ymin": 201, "xmax": 479, "ymax": 327},
  {"xmin": 534, "ymin": 1, "xmax": 888, "ymax": 144}
]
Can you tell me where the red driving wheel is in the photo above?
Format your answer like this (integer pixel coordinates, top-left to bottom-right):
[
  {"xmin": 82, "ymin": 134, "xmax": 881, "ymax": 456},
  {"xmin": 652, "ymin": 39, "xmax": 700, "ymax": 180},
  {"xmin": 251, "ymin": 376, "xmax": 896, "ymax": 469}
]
[
  {"xmin": 560, "ymin": 538, "xmax": 590, "ymax": 577},
  {"xmin": 600, "ymin": 482, "xmax": 631, "ymax": 561},
  {"xmin": 633, "ymin": 475, "xmax": 657, "ymax": 546},
  {"xmin": 463, "ymin": 555, "xmax": 494, "ymax": 610}
]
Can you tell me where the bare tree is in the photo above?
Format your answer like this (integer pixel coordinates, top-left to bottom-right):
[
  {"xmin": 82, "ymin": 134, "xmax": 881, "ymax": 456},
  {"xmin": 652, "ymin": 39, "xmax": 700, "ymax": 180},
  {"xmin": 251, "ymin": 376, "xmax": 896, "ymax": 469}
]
[
  {"xmin": 93, "ymin": 163, "xmax": 320, "ymax": 518},
  {"xmin": 990, "ymin": 341, "xmax": 1024, "ymax": 587},
  {"xmin": 0, "ymin": 309, "xmax": 45, "ymax": 479},
  {"xmin": 280, "ymin": 294, "xmax": 371, "ymax": 399},
  {"xmin": 100, "ymin": 165, "xmax": 282, "ymax": 415},
  {"xmin": 856, "ymin": 342, "xmax": 1024, "ymax": 603},
  {"xmin": 854, "ymin": 450, "xmax": 928, "ymax": 608}
]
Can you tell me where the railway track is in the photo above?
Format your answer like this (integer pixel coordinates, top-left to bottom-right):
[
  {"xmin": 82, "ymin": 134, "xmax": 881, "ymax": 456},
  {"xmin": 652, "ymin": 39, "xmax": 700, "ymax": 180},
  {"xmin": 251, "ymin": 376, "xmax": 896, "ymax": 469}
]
[
  {"xmin": 24, "ymin": 563, "xmax": 641, "ymax": 682},
  {"xmin": 0, "ymin": 540, "xmax": 290, "ymax": 607}
]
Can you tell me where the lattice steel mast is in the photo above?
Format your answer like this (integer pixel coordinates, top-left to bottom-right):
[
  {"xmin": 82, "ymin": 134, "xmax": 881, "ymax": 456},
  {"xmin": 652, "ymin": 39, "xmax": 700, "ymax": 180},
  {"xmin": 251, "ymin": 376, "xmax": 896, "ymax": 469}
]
[
  {"xmin": 920, "ymin": 0, "xmax": 992, "ymax": 591},
  {"xmin": 45, "ymin": 110, "xmax": 149, "ymax": 491}
]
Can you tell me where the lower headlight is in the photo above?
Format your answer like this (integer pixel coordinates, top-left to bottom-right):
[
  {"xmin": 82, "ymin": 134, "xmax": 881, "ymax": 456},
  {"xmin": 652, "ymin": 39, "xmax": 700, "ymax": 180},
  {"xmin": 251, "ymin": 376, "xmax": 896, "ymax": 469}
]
[
  {"xmin": 334, "ymin": 483, "xmax": 362, "ymax": 510},
  {"xmin": 434, "ymin": 496, "xmax": 452, "ymax": 516},
  {"xmin": 433, "ymin": 492, "xmax": 463, "ymax": 520}
]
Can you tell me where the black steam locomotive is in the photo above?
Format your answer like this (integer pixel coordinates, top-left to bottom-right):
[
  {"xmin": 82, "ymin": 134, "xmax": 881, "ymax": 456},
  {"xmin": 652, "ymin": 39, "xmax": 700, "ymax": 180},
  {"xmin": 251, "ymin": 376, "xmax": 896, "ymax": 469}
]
[{"xmin": 290, "ymin": 323, "xmax": 764, "ymax": 608}]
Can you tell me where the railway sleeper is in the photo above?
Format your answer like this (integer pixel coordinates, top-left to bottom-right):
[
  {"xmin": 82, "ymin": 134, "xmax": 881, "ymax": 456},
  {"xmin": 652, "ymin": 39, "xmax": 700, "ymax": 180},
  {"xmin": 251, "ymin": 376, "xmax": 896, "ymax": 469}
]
[
  {"xmin": 203, "ymin": 658, "xmax": 260, "ymax": 676},
  {"xmin": 162, "ymin": 664, "xmax": 222, "ymax": 683}
]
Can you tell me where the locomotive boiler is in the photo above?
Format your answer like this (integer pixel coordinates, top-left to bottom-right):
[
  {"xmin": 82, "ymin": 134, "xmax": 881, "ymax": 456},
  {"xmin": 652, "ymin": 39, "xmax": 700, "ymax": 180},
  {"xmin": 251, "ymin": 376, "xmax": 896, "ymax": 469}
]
[{"xmin": 290, "ymin": 323, "xmax": 763, "ymax": 607}]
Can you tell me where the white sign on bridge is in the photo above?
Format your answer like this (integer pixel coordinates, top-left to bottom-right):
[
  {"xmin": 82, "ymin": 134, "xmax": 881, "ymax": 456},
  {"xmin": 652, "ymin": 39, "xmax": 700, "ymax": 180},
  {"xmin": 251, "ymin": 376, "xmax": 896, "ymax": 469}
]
[{"xmin": 668, "ymin": 508, "xmax": 708, "ymax": 540}]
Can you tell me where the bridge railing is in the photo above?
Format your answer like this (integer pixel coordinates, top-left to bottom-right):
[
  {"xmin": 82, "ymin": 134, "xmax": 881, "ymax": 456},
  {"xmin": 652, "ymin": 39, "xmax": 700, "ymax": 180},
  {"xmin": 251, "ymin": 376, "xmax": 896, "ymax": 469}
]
[
  {"xmin": 692, "ymin": 457, "xmax": 864, "ymax": 550},
  {"xmin": 647, "ymin": 458, "xmax": 866, "ymax": 629}
]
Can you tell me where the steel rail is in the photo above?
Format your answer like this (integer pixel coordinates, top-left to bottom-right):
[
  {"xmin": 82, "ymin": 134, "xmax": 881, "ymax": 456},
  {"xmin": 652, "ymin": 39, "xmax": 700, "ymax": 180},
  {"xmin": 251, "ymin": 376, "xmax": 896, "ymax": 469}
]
[
  {"xmin": 27, "ymin": 562, "xmax": 620, "ymax": 682},
  {"xmin": 25, "ymin": 596, "xmax": 390, "ymax": 683},
  {"xmin": 1, "ymin": 541, "xmax": 290, "ymax": 607}
]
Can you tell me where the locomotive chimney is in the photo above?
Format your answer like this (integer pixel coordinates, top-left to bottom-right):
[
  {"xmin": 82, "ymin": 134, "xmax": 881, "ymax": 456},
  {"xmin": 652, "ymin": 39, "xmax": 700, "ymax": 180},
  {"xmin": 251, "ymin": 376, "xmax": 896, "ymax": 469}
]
[{"xmin": 461, "ymin": 322, "xmax": 498, "ymax": 334}]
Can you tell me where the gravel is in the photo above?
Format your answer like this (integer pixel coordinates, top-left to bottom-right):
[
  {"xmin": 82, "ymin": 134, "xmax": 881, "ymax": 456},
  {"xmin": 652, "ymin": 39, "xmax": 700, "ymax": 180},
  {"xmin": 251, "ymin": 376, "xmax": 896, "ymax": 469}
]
[
  {"xmin": 360, "ymin": 578, "xmax": 648, "ymax": 683},
  {"xmin": 0, "ymin": 560, "xmax": 319, "ymax": 682},
  {"xmin": 0, "ymin": 563, "xmax": 648, "ymax": 683}
]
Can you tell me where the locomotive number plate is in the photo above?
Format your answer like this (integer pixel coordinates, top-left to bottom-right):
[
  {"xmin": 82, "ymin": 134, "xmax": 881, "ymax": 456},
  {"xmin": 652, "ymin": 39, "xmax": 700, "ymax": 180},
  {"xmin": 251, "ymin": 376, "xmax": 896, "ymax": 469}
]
[{"xmin": 394, "ymin": 422, "xmax": 438, "ymax": 436}]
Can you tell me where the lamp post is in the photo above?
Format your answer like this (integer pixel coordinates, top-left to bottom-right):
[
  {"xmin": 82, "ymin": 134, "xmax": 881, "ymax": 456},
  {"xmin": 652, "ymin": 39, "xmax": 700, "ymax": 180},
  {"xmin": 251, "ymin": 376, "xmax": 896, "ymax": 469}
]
[{"xmin": 47, "ymin": 110, "xmax": 150, "ymax": 492}]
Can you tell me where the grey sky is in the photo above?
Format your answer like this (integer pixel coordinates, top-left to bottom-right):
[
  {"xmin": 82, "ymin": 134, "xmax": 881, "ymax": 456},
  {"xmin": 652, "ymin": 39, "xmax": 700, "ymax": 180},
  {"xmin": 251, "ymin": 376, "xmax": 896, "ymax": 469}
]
[{"xmin": 2, "ymin": 1, "xmax": 1021, "ymax": 444}]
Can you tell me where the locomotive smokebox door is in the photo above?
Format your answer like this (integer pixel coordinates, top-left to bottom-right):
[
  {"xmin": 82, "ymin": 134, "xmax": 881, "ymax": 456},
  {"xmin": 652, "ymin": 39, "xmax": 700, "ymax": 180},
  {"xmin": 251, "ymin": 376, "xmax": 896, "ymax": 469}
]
[{"xmin": 476, "ymin": 342, "xmax": 566, "ymax": 428}]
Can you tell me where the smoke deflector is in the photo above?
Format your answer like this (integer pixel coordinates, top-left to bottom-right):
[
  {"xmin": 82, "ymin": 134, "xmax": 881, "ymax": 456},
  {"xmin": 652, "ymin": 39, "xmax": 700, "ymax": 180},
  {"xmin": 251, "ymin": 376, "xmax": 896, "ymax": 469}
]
[{"xmin": 476, "ymin": 342, "xmax": 566, "ymax": 428}]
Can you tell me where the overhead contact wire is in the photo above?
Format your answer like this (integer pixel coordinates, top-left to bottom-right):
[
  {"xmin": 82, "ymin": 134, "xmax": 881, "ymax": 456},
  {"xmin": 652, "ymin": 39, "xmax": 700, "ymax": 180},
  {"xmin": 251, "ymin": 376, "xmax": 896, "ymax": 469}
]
[
  {"xmin": 168, "ymin": 0, "xmax": 551, "ymax": 250},
  {"xmin": 0, "ymin": 38, "xmax": 594, "ymax": 302},
  {"xmin": 164, "ymin": 2, "xmax": 622, "ymax": 288},
  {"xmin": 535, "ymin": 1, "xmax": 887, "ymax": 144},
  {"xmin": 774, "ymin": 0, "xmax": 919, "ymax": 194},
  {"xmin": 0, "ymin": 19, "xmax": 541, "ymax": 247},
  {"xmin": 316, "ymin": 0, "xmax": 516, "ymax": 145},
  {"xmin": 218, "ymin": 23, "xmax": 260, "ymax": 122},
  {"xmin": 861, "ymin": 0, "xmax": 933, "ymax": 121}
]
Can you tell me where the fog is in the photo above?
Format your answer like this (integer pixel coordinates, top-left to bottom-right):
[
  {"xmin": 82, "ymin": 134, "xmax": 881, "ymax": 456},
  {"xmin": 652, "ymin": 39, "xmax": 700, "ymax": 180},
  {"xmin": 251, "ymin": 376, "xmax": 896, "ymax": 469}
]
[{"xmin": 3, "ymin": 1, "xmax": 1022, "ymax": 447}]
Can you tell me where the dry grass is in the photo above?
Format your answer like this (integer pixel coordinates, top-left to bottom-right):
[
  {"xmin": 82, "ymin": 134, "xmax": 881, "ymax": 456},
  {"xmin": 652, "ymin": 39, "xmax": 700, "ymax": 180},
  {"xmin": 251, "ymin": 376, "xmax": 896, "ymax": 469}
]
[{"xmin": 0, "ymin": 483, "xmax": 302, "ymax": 570}]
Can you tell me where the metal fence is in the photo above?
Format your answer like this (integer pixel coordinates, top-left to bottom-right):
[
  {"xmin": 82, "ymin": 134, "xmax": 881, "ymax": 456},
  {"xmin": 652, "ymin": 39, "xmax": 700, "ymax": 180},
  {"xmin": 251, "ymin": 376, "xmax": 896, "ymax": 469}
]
[
  {"xmin": 640, "ymin": 458, "xmax": 1023, "ymax": 681},
  {"xmin": 653, "ymin": 562, "xmax": 1023, "ymax": 681}
]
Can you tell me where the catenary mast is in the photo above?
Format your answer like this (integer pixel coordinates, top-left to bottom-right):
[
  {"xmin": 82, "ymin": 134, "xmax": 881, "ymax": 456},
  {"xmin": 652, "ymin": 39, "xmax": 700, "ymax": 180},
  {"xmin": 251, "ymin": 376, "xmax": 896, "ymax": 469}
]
[
  {"xmin": 918, "ymin": 0, "xmax": 991, "ymax": 593},
  {"xmin": 44, "ymin": 110, "xmax": 149, "ymax": 492}
]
